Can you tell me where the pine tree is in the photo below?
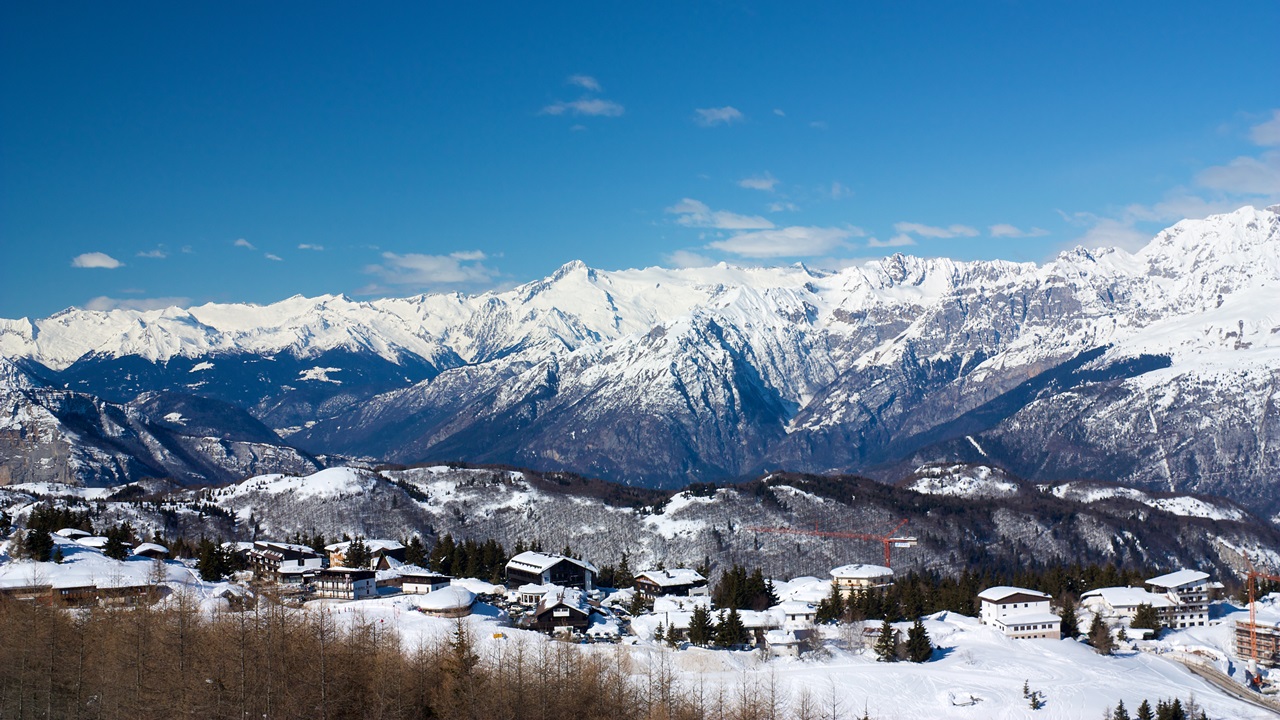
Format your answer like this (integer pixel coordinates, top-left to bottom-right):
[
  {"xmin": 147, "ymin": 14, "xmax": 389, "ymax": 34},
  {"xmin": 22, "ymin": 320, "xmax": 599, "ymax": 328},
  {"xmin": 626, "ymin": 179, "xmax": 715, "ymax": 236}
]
[
  {"xmin": 906, "ymin": 617, "xmax": 933, "ymax": 662},
  {"xmin": 688, "ymin": 605, "xmax": 714, "ymax": 646},
  {"xmin": 1112, "ymin": 699, "xmax": 1130, "ymax": 720},
  {"xmin": 22, "ymin": 527, "xmax": 55, "ymax": 561},
  {"xmin": 344, "ymin": 536, "xmax": 372, "ymax": 568},
  {"xmin": 1088, "ymin": 613, "xmax": 1114, "ymax": 655},
  {"xmin": 1136, "ymin": 699, "xmax": 1154, "ymax": 720},
  {"xmin": 1029, "ymin": 691, "xmax": 1044, "ymax": 710},
  {"xmin": 874, "ymin": 618, "xmax": 897, "ymax": 662},
  {"xmin": 815, "ymin": 581, "xmax": 845, "ymax": 623},
  {"xmin": 404, "ymin": 536, "xmax": 427, "ymax": 567},
  {"xmin": 616, "ymin": 552, "xmax": 634, "ymax": 589},
  {"xmin": 1023, "ymin": 680, "xmax": 1031, "ymax": 698},
  {"xmin": 1060, "ymin": 596, "xmax": 1080, "ymax": 638},
  {"xmin": 103, "ymin": 524, "xmax": 130, "ymax": 560},
  {"xmin": 715, "ymin": 608, "xmax": 748, "ymax": 648},
  {"xmin": 1131, "ymin": 603, "xmax": 1162, "ymax": 634},
  {"xmin": 653, "ymin": 622, "xmax": 665, "ymax": 643}
]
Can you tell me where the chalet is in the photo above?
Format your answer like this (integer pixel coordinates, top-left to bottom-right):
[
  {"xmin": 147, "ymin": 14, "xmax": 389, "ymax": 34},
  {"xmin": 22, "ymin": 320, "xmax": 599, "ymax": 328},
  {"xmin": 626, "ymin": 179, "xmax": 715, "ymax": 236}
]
[
  {"xmin": 324, "ymin": 539, "xmax": 406, "ymax": 569},
  {"xmin": 418, "ymin": 586, "xmax": 476, "ymax": 618},
  {"xmin": 634, "ymin": 568, "xmax": 707, "ymax": 598},
  {"xmin": 1146, "ymin": 569, "xmax": 1219, "ymax": 628},
  {"xmin": 76, "ymin": 536, "xmax": 109, "ymax": 549},
  {"xmin": 505, "ymin": 551, "xmax": 597, "ymax": 592},
  {"xmin": 515, "ymin": 582, "xmax": 557, "ymax": 605},
  {"xmin": 130, "ymin": 543, "xmax": 169, "ymax": 560},
  {"xmin": 400, "ymin": 569, "xmax": 452, "ymax": 595},
  {"xmin": 315, "ymin": 567, "xmax": 377, "ymax": 600},
  {"xmin": 55, "ymin": 528, "xmax": 91, "ymax": 539},
  {"xmin": 830, "ymin": 564, "xmax": 893, "ymax": 596},
  {"xmin": 776, "ymin": 601, "xmax": 818, "ymax": 628},
  {"xmin": 248, "ymin": 541, "xmax": 328, "ymax": 581},
  {"xmin": 765, "ymin": 628, "xmax": 812, "ymax": 657},
  {"xmin": 524, "ymin": 586, "xmax": 593, "ymax": 635},
  {"xmin": 977, "ymin": 586, "xmax": 1061, "ymax": 639}
]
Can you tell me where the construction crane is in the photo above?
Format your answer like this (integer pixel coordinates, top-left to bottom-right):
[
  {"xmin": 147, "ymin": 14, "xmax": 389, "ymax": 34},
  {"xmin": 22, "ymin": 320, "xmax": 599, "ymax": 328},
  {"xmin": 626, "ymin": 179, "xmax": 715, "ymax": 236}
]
[
  {"xmin": 1241, "ymin": 553, "xmax": 1280, "ymax": 688},
  {"xmin": 746, "ymin": 518, "xmax": 918, "ymax": 568}
]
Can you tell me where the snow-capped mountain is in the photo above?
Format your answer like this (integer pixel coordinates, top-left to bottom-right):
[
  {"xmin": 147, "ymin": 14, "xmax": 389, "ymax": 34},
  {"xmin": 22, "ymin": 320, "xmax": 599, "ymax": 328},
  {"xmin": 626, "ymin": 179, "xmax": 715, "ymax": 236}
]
[{"xmin": 2, "ymin": 206, "xmax": 1278, "ymax": 513}]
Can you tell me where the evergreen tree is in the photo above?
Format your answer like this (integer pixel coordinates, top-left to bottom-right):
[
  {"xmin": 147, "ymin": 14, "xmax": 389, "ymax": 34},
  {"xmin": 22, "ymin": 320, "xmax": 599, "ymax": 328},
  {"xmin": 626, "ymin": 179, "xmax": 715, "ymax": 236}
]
[
  {"xmin": 1131, "ymin": 603, "xmax": 1162, "ymax": 634},
  {"xmin": 1029, "ymin": 691, "xmax": 1044, "ymax": 710},
  {"xmin": 1088, "ymin": 613, "xmax": 1114, "ymax": 655},
  {"xmin": 905, "ymin": 617, "xmax": 933, "ymax": 662},
  {"xmin": 688, "ymin": 605, "xmax": 714, "ymax": 646},
  {"xmin": 1060, "ymin": 596, "xmax": 1080, "ymax": 638},
  {"xmin": 1112, "ymin": 699, "xmax": 1130, "ymax": 720},
  {"xmin": 344, "ymin": 536, "xmax": 372, "ymax": 568},
  {"xmin": 815, "ymin": 581, "xmax": 845, "ymax": 623},
  {"xmin": 653, "ymin": 622, "xmax": 665, "ymax": 643},
  {"xmin": 615, "ymin": 552, "xmax": 634, "ymax": 589},
  {"xmin": 715, "ymin": 608, "xmax": 748, "ymax": 648},
  {"xmin": 429, "ymin": 534, "xmax": 456, "ymax": 575},
  {"xmin": 1136, "ymin": 700, "xmax": 1153, "ymax": 720},
  {"xmin": 404, "ymin": 536, "xmax": 427, "ymax": 567},
  {"xmin": 874, "ymin": 618, "xmax": 897, "ymax": 662},
  {"xmin": 22, "ymin": 527, "xmax": 55, "ymax": 561},
  {"xmin": 103, "ymin": 524, "xmax": 130, "ymax": 561}
]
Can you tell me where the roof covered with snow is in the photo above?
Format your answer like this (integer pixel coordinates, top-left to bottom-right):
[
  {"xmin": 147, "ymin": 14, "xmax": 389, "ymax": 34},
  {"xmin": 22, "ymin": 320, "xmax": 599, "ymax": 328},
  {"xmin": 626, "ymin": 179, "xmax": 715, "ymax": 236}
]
[
  {"xmin": 324, "ymin": 538, "xmax": 405, "ymax": 553},
  {"xmin": 417, "ymin": 585, "xmax": 475, "ymax": 612},
  {"xmin": 635, "ymin": 568, "xmax": 705, "ymax": 587},
  {"xmin": 131, "ymin": 542, "xmax": 169, "ymax": 556},
  {"xmin": 1146, "ymin": 569, "xmax": 1210, "ymax": 589},
  {"xmin": 830, "ymin": 563, "xmax": 893, "ymax": 579},
  {"xmin": 1081, "ymin": 586, "xmax": 1174, "ymax": 609},
  {"xmin": 507, "ymin": 550, "xmax": 598, "ymax": 575},
  {"xmin": 996, "ymin": 612, "xmax": 1062, "ymax": 626},
  {"xmin": 978, "ymin": 586, "xmax": 1051, "ymax": 602}
]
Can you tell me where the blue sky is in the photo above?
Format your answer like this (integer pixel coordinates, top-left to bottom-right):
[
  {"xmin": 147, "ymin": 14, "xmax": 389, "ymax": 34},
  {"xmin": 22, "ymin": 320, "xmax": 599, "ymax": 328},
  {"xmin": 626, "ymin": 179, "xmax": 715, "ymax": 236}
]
[{"xmin": 2, "ymin": 2, "xmax": 1278, "ymax": 319}]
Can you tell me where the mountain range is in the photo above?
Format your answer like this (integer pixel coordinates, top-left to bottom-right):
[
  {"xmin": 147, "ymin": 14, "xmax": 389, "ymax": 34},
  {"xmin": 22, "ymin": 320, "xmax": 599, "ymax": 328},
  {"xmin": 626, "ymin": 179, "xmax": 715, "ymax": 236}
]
[{"xmin": 2, "ymin": 206, "xmax": 1277, "ymax": 515}]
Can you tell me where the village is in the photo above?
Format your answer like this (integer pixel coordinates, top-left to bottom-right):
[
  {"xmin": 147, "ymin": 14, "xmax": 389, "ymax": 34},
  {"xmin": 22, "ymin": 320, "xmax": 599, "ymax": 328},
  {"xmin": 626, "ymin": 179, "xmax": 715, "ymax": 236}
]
[{"xmin": 6, "ymin": 524, "xmax": 1279, "ymax": 685}]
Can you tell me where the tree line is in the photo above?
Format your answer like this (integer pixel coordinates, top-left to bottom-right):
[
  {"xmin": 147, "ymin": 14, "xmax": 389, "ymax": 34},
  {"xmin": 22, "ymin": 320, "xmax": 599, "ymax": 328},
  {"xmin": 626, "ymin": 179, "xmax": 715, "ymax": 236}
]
[{"xmin": 0, "ymin": 594, "xmax": 885, "ymax": 720}]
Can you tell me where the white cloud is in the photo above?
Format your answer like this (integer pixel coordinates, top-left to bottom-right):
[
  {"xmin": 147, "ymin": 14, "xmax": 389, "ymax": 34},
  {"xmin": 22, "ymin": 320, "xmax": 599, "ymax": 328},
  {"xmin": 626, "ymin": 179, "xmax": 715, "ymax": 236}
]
[
  {"xmin": 265, "ymin": 253, "xmax": 283, "ymax": 261},
  {"xmin": 830, "ymin": 182, "xmax": 853, "ymax": 200},
  {"xmin": 363, "ymin": 251, "xmax": 499, "ymax": 290},
  {"xmin": 1196, "ymin": 151, "xmax": 1280, "ymax": 195},
  {"xmin": 233, "ymin": 238, "xmax": 256, "ymax": 250},
  {"xmin": 988, "ymin": 224, "xmax": 1050, "ymax": 238},
  {"xmin": 84, "ymin": 296, "xmax": 190, "ymax": 311},
  {"xmin": 666, "ymin": 198, "xmax": 774, "ymax": 230},
  {"xmin": 541, "ymin": 98, "xmax": 624, "ymax": 117},
  {"xmin": 809, "ymin": 120, "xmax": 827, "ymax": 130},
  {"xmin": 768, "ymin": 201, "xmax": 799, "ymax": 213},
  {"xmin": 738, "ymin": 173, "xmax": 779, "ymax": 192},
  {"xmin": 662, "ymin": 250, "xmax": 716, "ymax": 268},
  {"xmin": 893, "ymin": 222, "xmax": 979, "ymax": 239},
  {"xmin": 1249, "ymin": 109, "xmax": 1280, "ymax": 146},
  {"xmin": 71, "ymin": 252, "xmax": 123, "ymax": 269},
  {"xmin": 867, "ymin": 234, "xmax": 916, "ymax": 248},
  {"xmin": 298, "ymin": 243, "xmax": 324, "ymax": 251},
  {"xmin": 567, "ymin": 74, "xmax": 601, "ymax": 92},
  {"xmin": 694, "ymin": 106, "xmax": 743, "ymax": 127},
  {"xmin": 708, "ymin": 226, "xmax": 853, "ymax": 258},
  {"xmin": 772, "ymin": 108, "xmax": 786, "ymax": 117},
  {"xmin": 1060, "ymin": 212, "xmax": 1153, "ymax": 252},
  {"xmin": 181, "ymin": 245, "xmax": 194, "ymax": 254},
  {"xmin": 136, "ymin": 247, "xmax": 168, "ymax": 258}
]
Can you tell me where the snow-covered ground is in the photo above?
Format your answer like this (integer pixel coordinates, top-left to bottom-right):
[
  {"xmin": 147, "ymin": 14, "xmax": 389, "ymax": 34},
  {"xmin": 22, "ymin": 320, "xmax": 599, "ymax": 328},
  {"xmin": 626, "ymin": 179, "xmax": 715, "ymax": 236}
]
[{"xmin": 313, "ymin": 595, "xmax": 1273, "ymax": 720}]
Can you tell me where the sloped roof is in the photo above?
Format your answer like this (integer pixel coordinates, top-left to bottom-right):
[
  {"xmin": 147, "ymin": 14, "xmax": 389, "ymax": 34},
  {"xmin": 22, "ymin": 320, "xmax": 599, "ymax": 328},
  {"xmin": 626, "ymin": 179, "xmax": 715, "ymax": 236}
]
[
  {"xmin": 507, "ymin": 551, "xmax": 598, "ymax": 575},
  {"xmin": 1081, "ymin": 586, "xmax": 1173, "ymax": 609},
  {"xmin": 635, "ymin": 568, "xmax": 705, "ymax": 587},
  {"xmin": 978, "ymin": 586, "xmax": 1051, "ymax": 602}
]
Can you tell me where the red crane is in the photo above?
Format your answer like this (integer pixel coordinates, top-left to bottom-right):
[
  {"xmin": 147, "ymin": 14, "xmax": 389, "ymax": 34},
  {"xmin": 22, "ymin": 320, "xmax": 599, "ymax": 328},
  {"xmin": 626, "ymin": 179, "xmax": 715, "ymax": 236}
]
[
  {"xmin": 1241, "ymin": 553, "xmax": 1280, "ymax": 686},
  {"xmin": 746, "ymin": 518, "xmax": 918, "ymax": 568}
]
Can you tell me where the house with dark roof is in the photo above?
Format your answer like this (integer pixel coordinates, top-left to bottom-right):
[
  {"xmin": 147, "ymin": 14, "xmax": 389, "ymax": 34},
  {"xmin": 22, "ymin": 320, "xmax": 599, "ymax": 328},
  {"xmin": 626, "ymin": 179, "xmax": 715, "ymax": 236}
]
[{"xmin": 505, "ymin": 551, "xmax": 597, "ymax": 591}]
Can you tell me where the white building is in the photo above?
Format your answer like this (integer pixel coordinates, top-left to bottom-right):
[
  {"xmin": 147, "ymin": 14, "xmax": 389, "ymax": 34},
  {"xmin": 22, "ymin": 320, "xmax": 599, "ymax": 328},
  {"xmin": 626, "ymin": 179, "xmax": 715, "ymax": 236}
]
[
  {"xmin": 399, "ymin": 569, "xmax": 451, "ymax": 595},
  {"xmin": 315, "ymin": 567, "xmax": 377, "ymax": 600},
  {"xmin": 1080, "ymin": 586, "xmax": 1173, "ymax": 623},
  {"xmin": 830, "ymin": 564, "xmax": 893, "ymax": 596},
  {"xmin": 634, "ymin": 568, "xmax": 707, "ymax": 598},
  {"xmin": 776, "ymin": 601, "xmax": 818, "ymax": 628},
  {"xmin": 1146, "ymin": 569, "xmax": 1219, "ymax": 629},
  {"xmin": 977, "ymin": 586, "xmax": 1061, "ymax": 639},
  {"xmin": 418, "ymin": 586, "xmax": 476, "ymax": 618}
]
